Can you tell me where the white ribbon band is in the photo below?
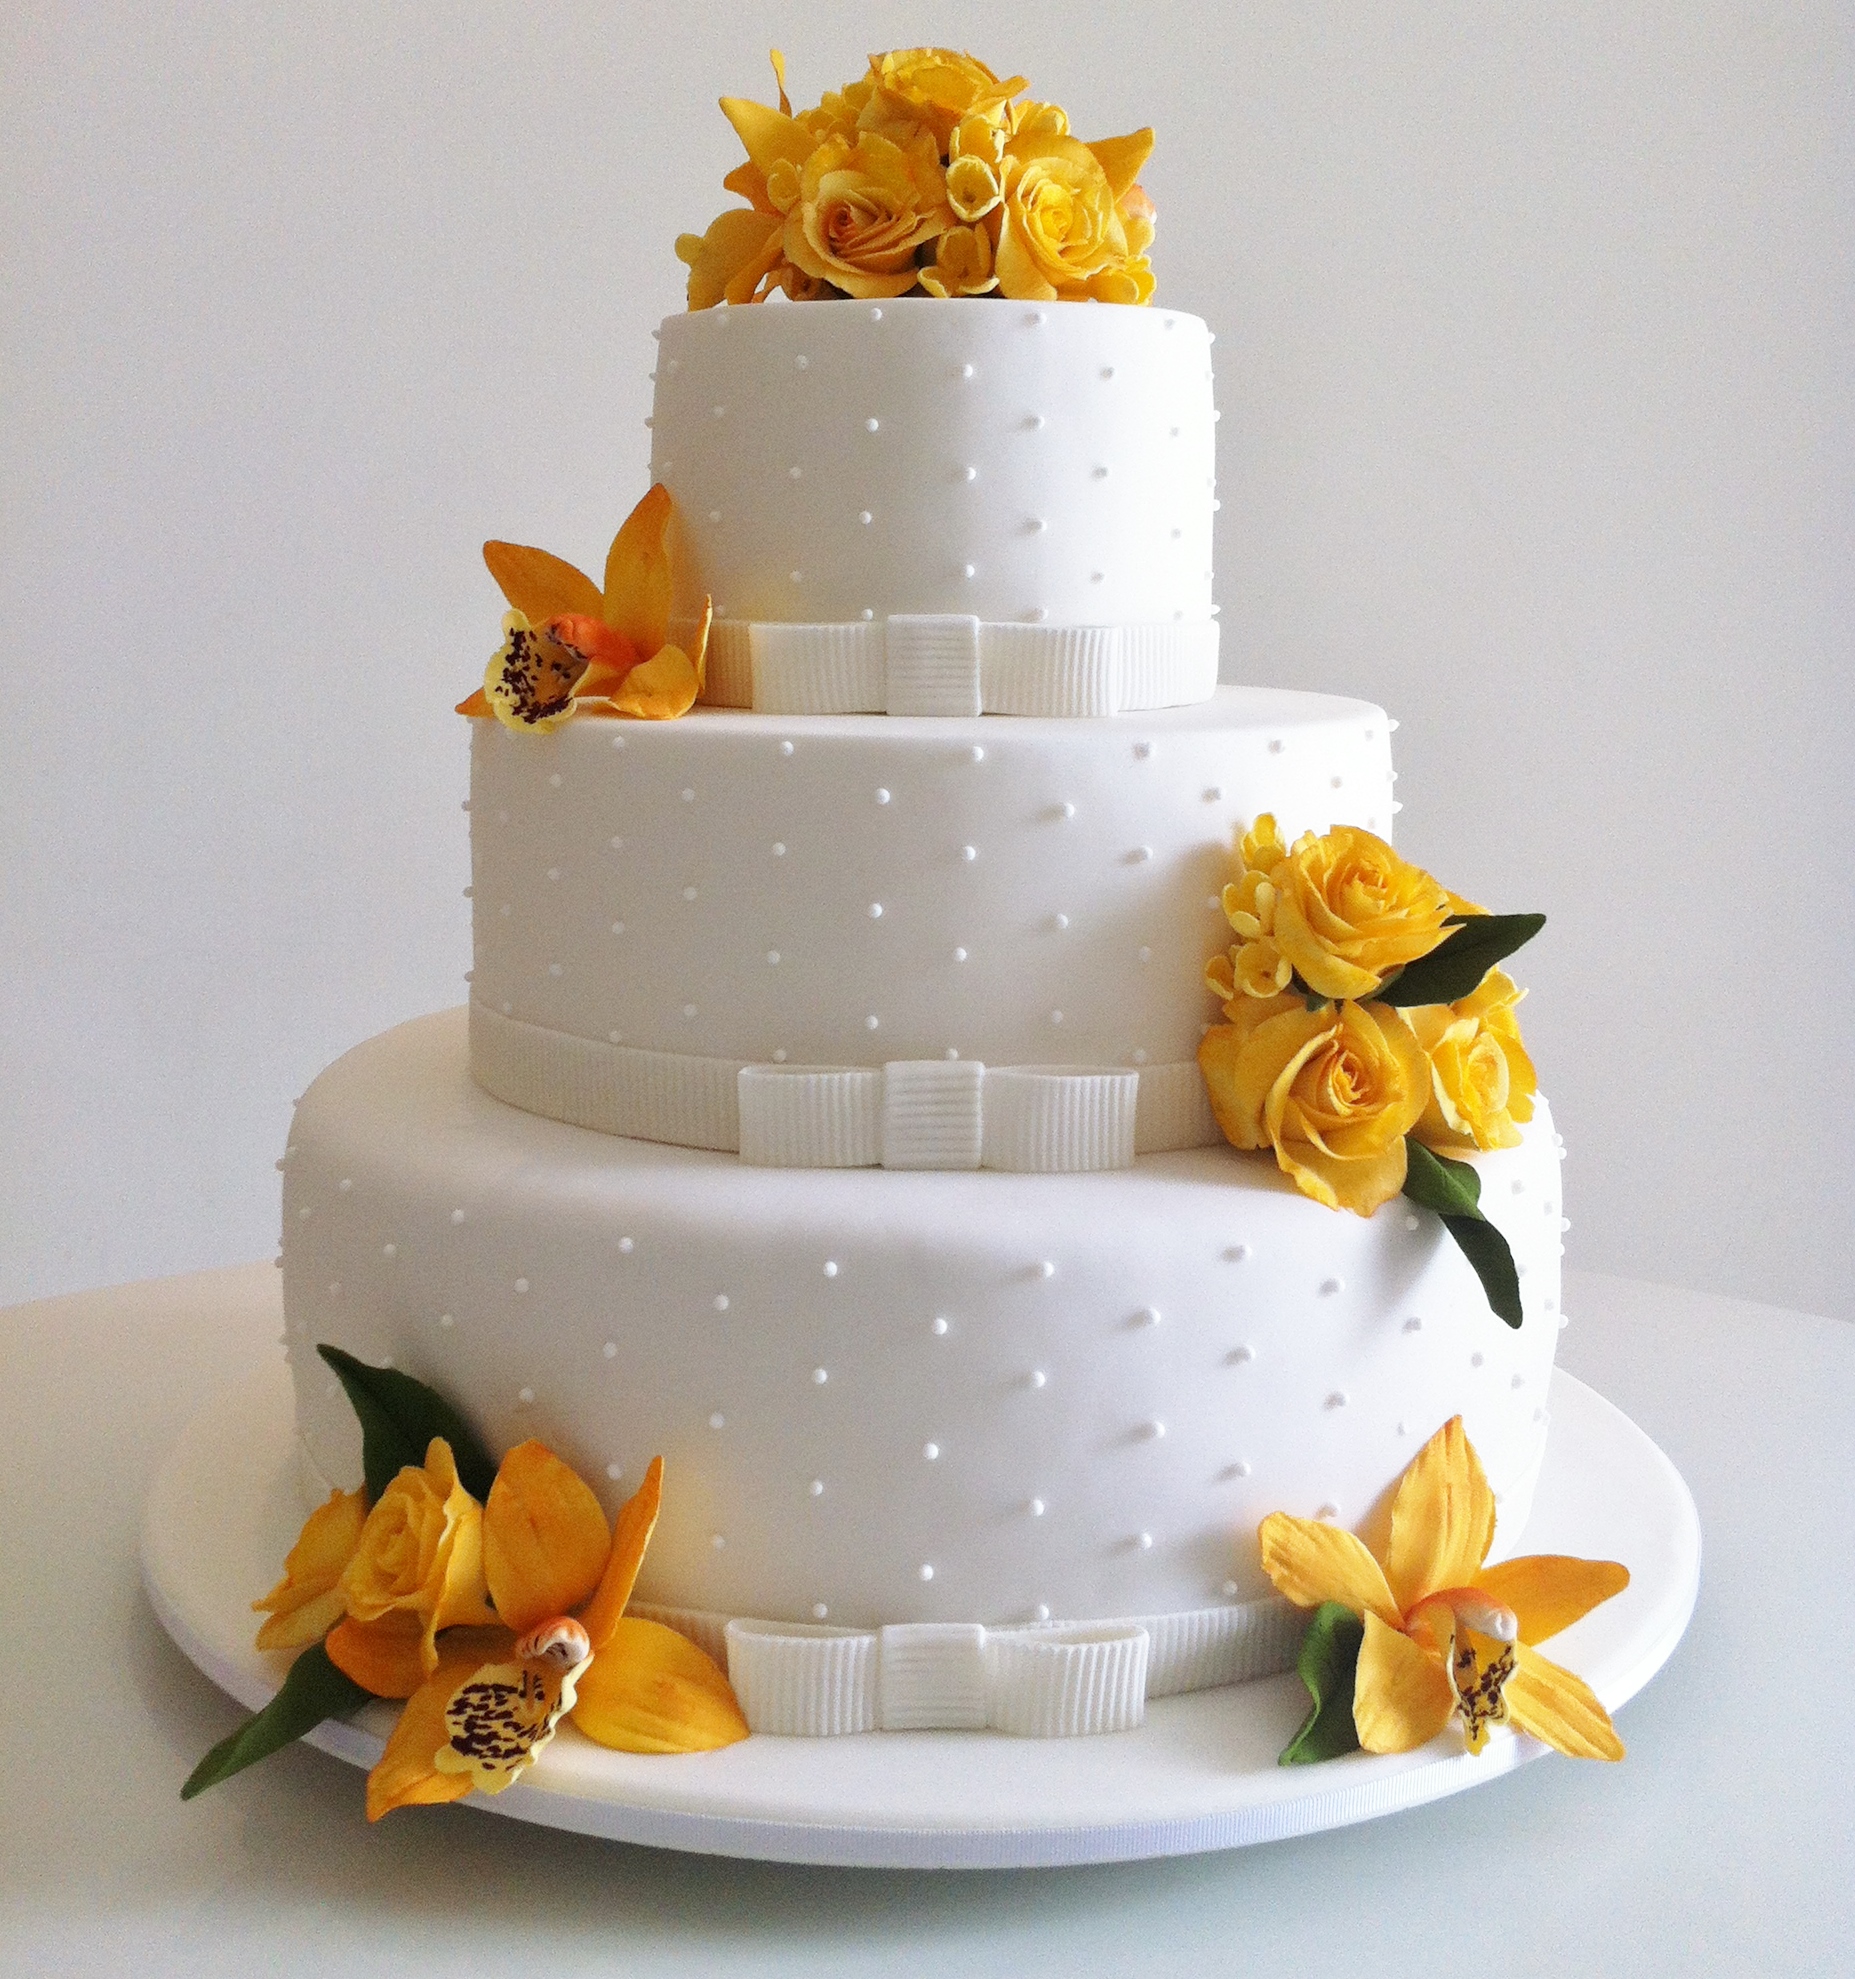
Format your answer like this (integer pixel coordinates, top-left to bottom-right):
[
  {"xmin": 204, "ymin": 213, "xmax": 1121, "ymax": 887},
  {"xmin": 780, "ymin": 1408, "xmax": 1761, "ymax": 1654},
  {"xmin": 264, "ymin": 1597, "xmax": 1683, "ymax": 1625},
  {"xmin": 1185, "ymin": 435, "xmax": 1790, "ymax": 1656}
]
[
  {"xmin": 470, "ymin": 1003, "xmax": 1221, "ymax": 1169},
  {"xmin": 644, "ymin": 1598, "xmax": 1301, "ymax": 1738},
  {"xmin": 684, "ymin": 613, "xmax": 1220, "ymax": 719}
]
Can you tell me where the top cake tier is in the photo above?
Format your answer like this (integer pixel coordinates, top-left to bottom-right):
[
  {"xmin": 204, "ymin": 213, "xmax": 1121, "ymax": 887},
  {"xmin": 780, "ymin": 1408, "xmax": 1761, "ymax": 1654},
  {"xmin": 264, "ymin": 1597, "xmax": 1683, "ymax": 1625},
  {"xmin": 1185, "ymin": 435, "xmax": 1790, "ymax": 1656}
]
[{"xmin": 650, "ymin": 299, "xmax": 1217, "ymax": 659}]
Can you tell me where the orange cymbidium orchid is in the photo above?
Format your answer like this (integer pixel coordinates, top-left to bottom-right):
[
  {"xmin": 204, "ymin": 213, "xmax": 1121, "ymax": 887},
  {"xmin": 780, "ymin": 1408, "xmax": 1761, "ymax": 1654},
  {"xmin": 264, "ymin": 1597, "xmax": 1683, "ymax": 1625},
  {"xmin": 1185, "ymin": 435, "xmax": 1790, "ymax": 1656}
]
[
  {"xmin": 1260, "ymin": 1417, "xmax": 1629, "ymax": 1760},
  {"xmin": 361, "ymin": 1446, "xmax": 748, "ymax": 1820},
  {"xmin": 458, "ymin": 485, "xmax": 712, "ymax": 729}
]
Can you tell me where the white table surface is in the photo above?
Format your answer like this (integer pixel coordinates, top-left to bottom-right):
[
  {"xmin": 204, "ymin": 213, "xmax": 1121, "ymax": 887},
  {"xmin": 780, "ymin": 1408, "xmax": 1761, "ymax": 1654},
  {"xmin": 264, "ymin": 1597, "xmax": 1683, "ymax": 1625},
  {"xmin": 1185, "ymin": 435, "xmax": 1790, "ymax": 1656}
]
[{"xmin": 2, "ymin": 1264, "xmax": 1848, "ymax": 1977}]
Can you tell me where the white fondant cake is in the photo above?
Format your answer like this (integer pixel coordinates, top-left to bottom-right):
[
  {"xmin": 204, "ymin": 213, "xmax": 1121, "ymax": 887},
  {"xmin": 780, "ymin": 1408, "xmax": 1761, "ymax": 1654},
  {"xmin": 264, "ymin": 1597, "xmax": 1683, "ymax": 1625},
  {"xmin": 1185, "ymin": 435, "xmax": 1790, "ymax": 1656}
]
[
  {"xmin": 279, "ymin": 294, "xmax": 1569, "ymax": 1728},
  {"xmin": 284, "ymin": 1010, "xmax": 1563, "ymax": 1637},
  {"xmin": 466, "ymin": 689, "xmax": 1393, "ymax": 1155},
  {"xmin": 653, "ymin": 300, "xmax": 1216, "ymax": 635}
]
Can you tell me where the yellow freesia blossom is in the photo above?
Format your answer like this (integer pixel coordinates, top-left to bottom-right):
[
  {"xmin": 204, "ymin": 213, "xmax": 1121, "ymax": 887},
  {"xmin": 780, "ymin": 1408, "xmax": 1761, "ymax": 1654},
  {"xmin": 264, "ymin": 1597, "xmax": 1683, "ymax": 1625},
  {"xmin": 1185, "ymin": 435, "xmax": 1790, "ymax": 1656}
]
[
  {"xmin": 1410, "ymin": 968, "xmax": 1539, "ymax": 1152},
  {"xmin": 459, "ymin": 486, "xmax": 712, "ymax": 728},
  {"xmin": 365, "ymin": 1450, "xmax": 748, "ymax": 1819},
  {"xmin": 252, "ymin": 1486, "xmax": 366, "ymax": 1653},
  {"xmin": 1261, "ymin": 1417, "xmax": 1629, "ymax": 1759},
  {"xmin": 1199, "ymin": 991, "xmax": 1430, "ymax": 1215}
]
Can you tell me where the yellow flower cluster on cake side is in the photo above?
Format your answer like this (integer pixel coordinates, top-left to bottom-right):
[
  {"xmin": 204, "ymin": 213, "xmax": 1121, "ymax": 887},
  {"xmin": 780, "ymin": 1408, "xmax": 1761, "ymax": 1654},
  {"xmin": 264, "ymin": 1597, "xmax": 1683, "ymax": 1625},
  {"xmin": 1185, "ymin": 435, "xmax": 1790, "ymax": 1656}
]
[
  {"xmin": 254, "ymin": 1439, "xmax": 747, "ymax": 1818},
  {"xmin": 676, "ymin": 48, "xmax": 1157, "ymax": 308},
  {"xmin": 1199, "ymin": 815, "xmax": 1542, "ymax": 1218}
]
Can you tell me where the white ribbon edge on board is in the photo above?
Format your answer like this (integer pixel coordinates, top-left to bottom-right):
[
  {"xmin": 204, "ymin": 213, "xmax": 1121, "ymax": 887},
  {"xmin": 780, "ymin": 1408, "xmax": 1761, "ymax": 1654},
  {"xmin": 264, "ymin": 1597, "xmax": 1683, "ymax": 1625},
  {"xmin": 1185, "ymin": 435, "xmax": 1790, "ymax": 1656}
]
[
  {"xmin": 469, "ymin": 1002, "xmax": 1221, "ymax": 1169},
  {"xmin": 678, "ymin": 612, "xmax": 1219, "ymax": 719}
]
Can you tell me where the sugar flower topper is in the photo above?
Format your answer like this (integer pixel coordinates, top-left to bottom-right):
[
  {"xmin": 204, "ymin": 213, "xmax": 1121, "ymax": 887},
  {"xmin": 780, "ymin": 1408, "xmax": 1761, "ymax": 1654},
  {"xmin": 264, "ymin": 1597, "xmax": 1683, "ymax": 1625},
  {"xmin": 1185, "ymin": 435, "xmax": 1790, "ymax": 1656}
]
[
  {"xmin": 1199, "ymin": 815, "xmax": 1546, "ymax": 1325},
  {"xmin": 1263, "ymin": 1416, "xmax": 1628, "ymax": 1765},
  {"xmin": 676, "ymin": 48, "xmax": 1156, "ymax": 308},
  {"xmin": 458, "ymin": 485, "xmax": 713, "ymax": 730},
  {"xmin": 186, "ymin": 1348, "xmax": 748, "ymax": 1815}
]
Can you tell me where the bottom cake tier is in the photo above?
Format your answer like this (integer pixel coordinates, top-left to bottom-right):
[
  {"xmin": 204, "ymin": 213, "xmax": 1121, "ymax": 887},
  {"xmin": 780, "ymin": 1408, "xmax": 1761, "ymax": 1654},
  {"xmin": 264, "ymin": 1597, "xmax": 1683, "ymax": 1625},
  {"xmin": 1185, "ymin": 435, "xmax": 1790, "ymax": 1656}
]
[{"xmin": 282, "ymin": 1010, "xmax": 1566, "ymax": 1656}]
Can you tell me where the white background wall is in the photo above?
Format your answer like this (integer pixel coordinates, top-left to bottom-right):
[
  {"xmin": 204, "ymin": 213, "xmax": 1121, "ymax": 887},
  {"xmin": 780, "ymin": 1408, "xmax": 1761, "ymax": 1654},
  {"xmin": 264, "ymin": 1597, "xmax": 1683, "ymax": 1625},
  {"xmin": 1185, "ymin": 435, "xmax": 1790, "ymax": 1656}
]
[{"xmin": 5, "ymin": 3, "xmax": 1850, "ymax": 1318}]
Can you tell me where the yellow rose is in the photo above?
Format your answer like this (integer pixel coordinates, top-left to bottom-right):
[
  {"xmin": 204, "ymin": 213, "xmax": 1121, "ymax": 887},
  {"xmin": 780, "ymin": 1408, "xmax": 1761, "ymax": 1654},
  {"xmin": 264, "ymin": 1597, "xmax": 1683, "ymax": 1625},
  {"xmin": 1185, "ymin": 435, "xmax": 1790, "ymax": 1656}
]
[
  {"xmin": 995, "ymin": 134, "xmax": 1128, "ymax": 301},
  {"xmin": 1199, "ymin": 995, "xmax": 1430, "ymax": 1215},
  {"xmin": 1087, "ymin": 185, "xmax": 1158, "ymax": 304},
  {"xmin": 867, "ymin": 47, "xmax": 1025, "ymax": 145},
  {"xmin": 252, "ymin": 1486, "xmax": 367, "ymax": 1654},
  {"xmin": 784, "ymin": 128, "xmax": 952, "ymax": 300},
  {"xmin": 1409, "ymin": 969, "xmax": 1538, "ymax": 1152},
  {"xmin": 1269, "ymin": 825, "xmax": 1457, "ymax": 1001},
  {"xmin": 337, "ymin": 1438, "xmax": 495, "ymax": 1676}
]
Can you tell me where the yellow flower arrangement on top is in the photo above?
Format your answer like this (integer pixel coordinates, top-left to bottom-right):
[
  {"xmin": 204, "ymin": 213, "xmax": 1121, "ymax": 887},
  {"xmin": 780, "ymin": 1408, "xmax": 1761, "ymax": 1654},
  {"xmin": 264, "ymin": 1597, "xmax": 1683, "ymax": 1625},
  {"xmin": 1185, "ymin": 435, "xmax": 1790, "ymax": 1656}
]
[
  {"xmin": 1200, "ymin": 814, "xmax": 1547, "ymax": 1325},
  {"xmin": 187, "ymin": 1348, "xmax": 748, "ymax": 1816},
  {"xmin": 676, "ymin": 49, "xmax": 1157, "ymax": 308}
]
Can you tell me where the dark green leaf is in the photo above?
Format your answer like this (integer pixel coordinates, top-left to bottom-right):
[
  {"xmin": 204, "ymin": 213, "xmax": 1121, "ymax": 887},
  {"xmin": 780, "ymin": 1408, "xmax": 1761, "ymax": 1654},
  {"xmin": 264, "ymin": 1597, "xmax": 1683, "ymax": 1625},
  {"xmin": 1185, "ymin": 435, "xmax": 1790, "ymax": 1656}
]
[
  {"xmin": 1439, "ymin": 1213, "xmax": 1525, "ymax": 1328},
  {"xmin": 1401, "ymin": 1137, "xmax": 1483, "ymax": 1217},
  {"xmin": 317, "ymin": 1343, "xmax": 498, "ymax": 1502},
  {"xmin": 1402, "ymin": 1141, "xmax": 1524, "ymax": 1327},
  {"xmin": 181, "ymin": 1642, "xmax": 371, "ymax": 1800},
  {"xmin": 1373, "ymin": 913, "xmax": 1546, "ymax": 1008},
  {"xmin": 1279, "ymin": 1602, "xmax": 1364, "ymax": 1765}
]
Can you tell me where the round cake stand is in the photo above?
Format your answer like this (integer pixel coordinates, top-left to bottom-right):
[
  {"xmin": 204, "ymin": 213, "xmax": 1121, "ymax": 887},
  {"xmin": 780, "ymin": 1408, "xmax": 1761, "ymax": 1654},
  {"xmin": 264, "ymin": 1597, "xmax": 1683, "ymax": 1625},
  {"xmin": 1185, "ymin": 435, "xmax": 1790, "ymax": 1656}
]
[{"xmin": 142, "ymin": 1360, "xmax": 1699, "ymax": 1870}]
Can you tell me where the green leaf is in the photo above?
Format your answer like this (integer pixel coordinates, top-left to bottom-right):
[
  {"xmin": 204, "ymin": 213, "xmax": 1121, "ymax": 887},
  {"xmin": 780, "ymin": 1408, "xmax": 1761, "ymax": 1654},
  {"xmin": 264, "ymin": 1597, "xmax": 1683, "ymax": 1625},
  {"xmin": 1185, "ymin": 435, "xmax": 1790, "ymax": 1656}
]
[
  {"xmin": 1401, "ymin": 1137, "xmax": 1483, "ymax": 1217},
  {"xmin": 1401, "ymin": 1142, "xmax": 1524, "ymax": 1328},
  {"xmin": 181, "ymin": 1642, "xmax": 371, "ymax": 1799},
  {"xmin": 1373, "ymin": 912, "xmax": 1545, "ymax": 1008},
  {"xmin": 1440, "ymin": 1214, "xmax": 1525, "ymax": 1329},
  {"xmin": 317, "ymin": 1343, "xmax": 498, "ymax": 1503},
  {"xmin": 1279, "ymin": 1602, "xmax": 1364, "ymax": 1765}
]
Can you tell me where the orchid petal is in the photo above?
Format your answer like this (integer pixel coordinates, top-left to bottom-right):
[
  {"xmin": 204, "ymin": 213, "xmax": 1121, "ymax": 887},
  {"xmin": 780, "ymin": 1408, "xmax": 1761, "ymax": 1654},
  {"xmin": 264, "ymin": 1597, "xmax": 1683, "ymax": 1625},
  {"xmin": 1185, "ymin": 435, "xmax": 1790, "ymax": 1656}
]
[
  {"xmin": 483, "ymin": 1440, "xmax": 613, "ymax": 1634},
  {"xmin": 1353, "ymin": 1611, "xmax": 1455, "ymax": 1753},
  {"xmin": 581, "ymin": 1455, "xmax": 662, "ymax": 1651},
  {"xmin": 549, "ymin": 613, "xmax": 640, "ymax": 702},
  {"xmin": 602, "ymin": 644, "xmax": 702, "ymax": 721},
  {"xmin": 325, "ymin": 1611, "xmax": 430, "ymax": 1699},
  {"xmin": 1383, "ymin": 1417, "xmax": 1497, "ymax": 1615},
  {"xmin": 1476, "ymin": 1554, "xmax": 1630, "ymax": 1646},
  {"xmin": 601, "ymin": 485, "xmax": 673, "ymax": 658},
  {"xmin": 569, "ymin": 1616, "xmax": 749, "ymax": 1753},
  {"xmin": 1086, "ymin": 127, "xmax": 1154, "ymax": 199},
  {"xmin": 719, "ymin": 95, "xmax": 819, "ymax": 179},
  {"xmin": 364, "ymin": 1641, "xmax": 494, "ymax": 1820},
  {"xmin": 455, "ymin": 687, "xmax": 491, "ymax": 719},
  {"xmin": 1505, "ymin": 1643, "xmax": 1626, "ymax": 1760},
  {"xmin": 1259, "ymin": 1511, "xmax": 1401, "ymax": 1627},
  {"xmin": 482, "ymin": 541, "xmax": 602, "ymax": 624}
]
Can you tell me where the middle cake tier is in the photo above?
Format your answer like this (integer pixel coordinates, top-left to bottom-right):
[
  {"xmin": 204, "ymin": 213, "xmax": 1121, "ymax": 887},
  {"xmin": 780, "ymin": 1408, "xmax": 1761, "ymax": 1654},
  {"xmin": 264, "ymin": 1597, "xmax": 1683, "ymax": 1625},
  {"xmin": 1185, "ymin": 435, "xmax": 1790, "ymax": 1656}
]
[{"xmin": 468, "ymin": 686, "xmax": 1396, "ymax": 1153}]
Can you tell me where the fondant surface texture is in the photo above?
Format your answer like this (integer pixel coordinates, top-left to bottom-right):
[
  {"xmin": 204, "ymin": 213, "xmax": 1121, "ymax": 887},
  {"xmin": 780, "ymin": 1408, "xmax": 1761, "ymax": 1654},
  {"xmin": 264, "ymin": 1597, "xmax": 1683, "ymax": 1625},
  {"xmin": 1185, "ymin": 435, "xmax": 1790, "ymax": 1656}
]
[
  {"xmin": 650, "ymin": 298, "xmax": 1216, "ymax": 633},
  {"xmin": 284, "ymin": 1012, "xmax": 1565, "ymax": 1637},
  {"xmin": 466, "ymin": 689, "xmax": 1394, "ymax": 1151}
]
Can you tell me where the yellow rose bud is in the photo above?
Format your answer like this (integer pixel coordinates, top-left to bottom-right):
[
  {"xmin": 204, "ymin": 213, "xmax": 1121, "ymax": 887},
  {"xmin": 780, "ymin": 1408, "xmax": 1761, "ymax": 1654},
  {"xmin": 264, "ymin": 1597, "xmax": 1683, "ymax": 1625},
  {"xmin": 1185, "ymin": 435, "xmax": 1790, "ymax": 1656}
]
[
  {"xmin": 1409, "ymin": 969, "xmax": 1538, "ymax": 1152},
  {"xmin": 253, "ymin": 1486, "xmax": 367, "ymax": 1654},
  {"xmin": 338, "ymin": 1438, "xmax": 496, "ymax": 1676},
  {"xmin": 1269, "ymin": 826, "xmax": 1456, "ymax": 1001},
  {"xmin": 784, "ymin": 129, "xmax": 952, "ymax": 300},
  {"xmin": 995, "ymin": 134, "xmax": 1128, "ymax": 301},
  {"xmin": 1199, "ymin": 997, "xmax": 1430, "ymax": 1216}
]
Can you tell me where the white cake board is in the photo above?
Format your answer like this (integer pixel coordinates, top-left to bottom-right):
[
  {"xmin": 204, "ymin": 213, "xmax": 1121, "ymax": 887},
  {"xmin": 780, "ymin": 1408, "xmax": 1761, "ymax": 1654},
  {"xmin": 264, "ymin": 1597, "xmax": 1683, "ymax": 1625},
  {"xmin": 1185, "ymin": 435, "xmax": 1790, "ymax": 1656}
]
[{"xmin": 142, "ymin": 1356, "xmax": 1699, "ymax": 1869}]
